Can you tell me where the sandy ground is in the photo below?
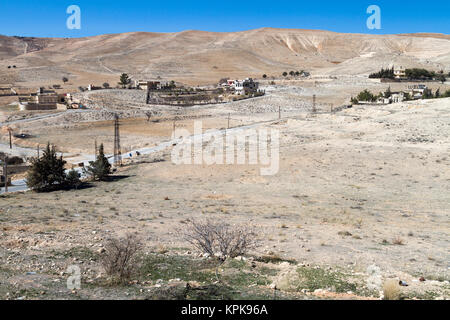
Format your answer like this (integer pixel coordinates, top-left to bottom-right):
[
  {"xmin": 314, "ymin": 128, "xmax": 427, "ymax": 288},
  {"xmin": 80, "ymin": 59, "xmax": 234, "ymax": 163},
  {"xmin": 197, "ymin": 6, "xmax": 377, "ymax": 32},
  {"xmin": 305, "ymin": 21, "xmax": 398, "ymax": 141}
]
[{"xmin": 0, "ymin": 90, "xmax": 449, "ymax": 299}]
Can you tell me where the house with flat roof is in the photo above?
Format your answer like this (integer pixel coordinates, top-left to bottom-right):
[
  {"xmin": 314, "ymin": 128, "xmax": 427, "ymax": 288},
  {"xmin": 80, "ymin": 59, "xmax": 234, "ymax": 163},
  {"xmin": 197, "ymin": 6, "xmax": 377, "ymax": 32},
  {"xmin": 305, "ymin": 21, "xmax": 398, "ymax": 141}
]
[
  {"xmin": 233, "ymin": 78, "xmax": 259, "ymax": 95},
  {"xmin": 394, "ymin": 66, "xmax": 406, "ymax": 79}
]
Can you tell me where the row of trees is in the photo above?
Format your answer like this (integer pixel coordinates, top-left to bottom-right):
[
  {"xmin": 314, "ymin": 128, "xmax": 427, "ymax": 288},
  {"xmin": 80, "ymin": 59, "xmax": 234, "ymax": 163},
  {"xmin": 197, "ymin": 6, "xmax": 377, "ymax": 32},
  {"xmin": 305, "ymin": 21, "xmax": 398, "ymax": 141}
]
[
  {"xmin": 261, "ymin": 70, "xmax": 310, "ymax": 79},
  {"xmin": 369, "ymin": 67, "xmax": 448, "ymax": 83},
  {"xmin": 405, "ymin": 68, "xmax": 447, "ymax": 83},
  {"xmin": 26, "ymin": 143, "xmax": 112, "ymax": 192},
  {"xmin": 369, "ymin": 67, "xmax": 395, "ymax": 79}
]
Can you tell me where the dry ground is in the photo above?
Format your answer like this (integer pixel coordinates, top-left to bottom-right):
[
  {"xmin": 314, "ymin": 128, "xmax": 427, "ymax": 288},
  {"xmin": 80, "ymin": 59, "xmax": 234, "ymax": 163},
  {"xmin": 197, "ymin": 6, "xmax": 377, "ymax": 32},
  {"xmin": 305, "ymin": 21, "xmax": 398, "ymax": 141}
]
[{"xmin": 0, "ymin": 95, "xmax": 449, "ymax": 300}]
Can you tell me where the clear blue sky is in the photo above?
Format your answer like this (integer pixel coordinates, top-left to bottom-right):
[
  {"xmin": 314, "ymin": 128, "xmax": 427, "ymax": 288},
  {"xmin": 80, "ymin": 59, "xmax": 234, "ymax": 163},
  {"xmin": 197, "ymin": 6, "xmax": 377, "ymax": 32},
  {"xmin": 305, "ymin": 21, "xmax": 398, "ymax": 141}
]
[{"xmin": 0, "ymin": 0, "xmax": 448, "ymax": 37}]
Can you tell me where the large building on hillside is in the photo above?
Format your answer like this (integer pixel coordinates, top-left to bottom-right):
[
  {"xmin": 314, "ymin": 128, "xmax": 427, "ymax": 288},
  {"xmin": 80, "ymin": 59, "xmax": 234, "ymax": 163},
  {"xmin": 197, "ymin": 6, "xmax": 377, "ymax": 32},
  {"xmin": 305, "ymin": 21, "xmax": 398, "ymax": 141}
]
[
  {"xmin": 233, "ymin": 78, "xmax": 259, "ymax": 95},
  {"xmin": 394, "ymin": 66, "xmax": 406, "ymax": 79},
  {"xmin": 18, "ymin": 88, "xmax": 66, "ymax": 111}
]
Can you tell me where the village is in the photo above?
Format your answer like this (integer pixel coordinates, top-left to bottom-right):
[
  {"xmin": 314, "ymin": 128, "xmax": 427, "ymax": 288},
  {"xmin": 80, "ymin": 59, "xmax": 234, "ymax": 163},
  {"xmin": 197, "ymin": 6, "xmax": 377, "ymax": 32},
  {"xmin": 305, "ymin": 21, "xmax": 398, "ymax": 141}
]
[
  {"xmin": 0, "ymin": 75, "xmax": 265, "ymax": 189},
  {"xmin": 1, "ymin": 66, "xmax": 450, "ymax": 191}
]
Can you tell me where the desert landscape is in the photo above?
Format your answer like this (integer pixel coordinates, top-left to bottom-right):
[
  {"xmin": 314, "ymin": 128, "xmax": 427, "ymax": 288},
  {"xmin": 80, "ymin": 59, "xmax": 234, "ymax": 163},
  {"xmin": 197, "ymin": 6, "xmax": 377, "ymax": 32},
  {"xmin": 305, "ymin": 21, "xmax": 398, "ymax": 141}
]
[{"xmin": 0, "ymin": 28, "xmax": 449, "ymax": 301}]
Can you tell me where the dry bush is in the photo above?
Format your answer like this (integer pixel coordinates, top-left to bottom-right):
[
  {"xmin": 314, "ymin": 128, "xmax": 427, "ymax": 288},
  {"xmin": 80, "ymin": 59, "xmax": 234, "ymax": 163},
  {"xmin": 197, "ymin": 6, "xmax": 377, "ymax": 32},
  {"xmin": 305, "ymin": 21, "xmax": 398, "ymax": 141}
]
[
  {"xmin": 181, "ymin": 219, "xmax": 256, "ymax": 260},
  {"xmin": 101, "ymin": 234, "xmax": 143, "ymax": 283},
  {"xmin": 393, "ymin": 237, "xmax": 405, "ymax": 245},
  {"xmin": 383, "ymin": 279, "xmax": 401, "ymax": 300}
]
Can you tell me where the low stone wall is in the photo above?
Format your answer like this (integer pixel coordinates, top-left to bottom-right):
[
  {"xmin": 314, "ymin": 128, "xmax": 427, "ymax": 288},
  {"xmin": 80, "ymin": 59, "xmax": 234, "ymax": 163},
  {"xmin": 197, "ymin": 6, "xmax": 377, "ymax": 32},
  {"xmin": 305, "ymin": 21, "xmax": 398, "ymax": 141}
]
[{"xmin": 19, "ymin": 103, "xmax": 57, "ymax": 111}]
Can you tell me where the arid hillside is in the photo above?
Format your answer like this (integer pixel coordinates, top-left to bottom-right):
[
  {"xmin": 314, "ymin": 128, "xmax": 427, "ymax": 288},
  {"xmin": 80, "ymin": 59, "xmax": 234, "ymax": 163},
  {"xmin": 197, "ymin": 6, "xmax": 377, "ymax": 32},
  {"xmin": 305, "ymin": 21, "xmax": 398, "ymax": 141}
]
[{"xmin": 1, "ymin": 28, "xmax": 450, "ymax": 85}]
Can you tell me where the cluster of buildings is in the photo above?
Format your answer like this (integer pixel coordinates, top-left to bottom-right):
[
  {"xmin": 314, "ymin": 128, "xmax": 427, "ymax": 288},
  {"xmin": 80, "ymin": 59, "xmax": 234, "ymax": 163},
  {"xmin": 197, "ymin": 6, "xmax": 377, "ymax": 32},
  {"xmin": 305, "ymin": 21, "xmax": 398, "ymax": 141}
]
[
  {"xmin": 18, "ymin": 88, "xmax": 67, "ymax": 111},
  {"xmin": 222, "ymin": 78, "xmax": 260, "ymax": 95},
  {"xmin": 134, "ymin": 80, "xmax": 166, "ymax": 91},
  {"xmin": 377, "ymin": 85, "xmax": 430, "ymax": 104},
  {"xmin": 16, "ymin": 88, "xmax": 87, "ymax": 111}
]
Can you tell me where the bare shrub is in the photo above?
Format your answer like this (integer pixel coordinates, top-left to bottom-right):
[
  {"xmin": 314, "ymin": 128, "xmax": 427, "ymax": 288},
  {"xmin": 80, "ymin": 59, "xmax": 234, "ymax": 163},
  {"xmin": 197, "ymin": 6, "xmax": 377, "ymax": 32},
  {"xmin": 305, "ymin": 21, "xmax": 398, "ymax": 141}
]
[
  {"xmin": 181, "ymin": 219, "xmax": 256, "ymax": 260},
  {"xmin": 101, "ymin": 234, "xmax": 143, "ymax": 283},
  {"xmin": 383, "ymin": 279, "xmax": 401, "ymax": 300},
  {"xmin": 393, "ymin": 237, "xmax": 405, "ymax": 245}
]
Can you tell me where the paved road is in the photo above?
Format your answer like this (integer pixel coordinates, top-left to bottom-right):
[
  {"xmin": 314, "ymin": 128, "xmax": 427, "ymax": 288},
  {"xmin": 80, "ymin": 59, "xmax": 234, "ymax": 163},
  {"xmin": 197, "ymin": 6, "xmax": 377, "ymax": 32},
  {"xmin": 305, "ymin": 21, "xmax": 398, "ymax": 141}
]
[{"xmin": 1, "ymin": 118, "xmax": 276, "ymax": 195}]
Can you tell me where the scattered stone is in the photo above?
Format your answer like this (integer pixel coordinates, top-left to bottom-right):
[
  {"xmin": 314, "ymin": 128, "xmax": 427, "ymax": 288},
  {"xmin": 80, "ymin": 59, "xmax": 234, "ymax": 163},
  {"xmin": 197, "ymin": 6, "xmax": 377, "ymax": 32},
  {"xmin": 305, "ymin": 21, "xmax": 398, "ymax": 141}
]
[{"xmin": 97, "ymin": 247, "xmax": 106, "ymax": 254}]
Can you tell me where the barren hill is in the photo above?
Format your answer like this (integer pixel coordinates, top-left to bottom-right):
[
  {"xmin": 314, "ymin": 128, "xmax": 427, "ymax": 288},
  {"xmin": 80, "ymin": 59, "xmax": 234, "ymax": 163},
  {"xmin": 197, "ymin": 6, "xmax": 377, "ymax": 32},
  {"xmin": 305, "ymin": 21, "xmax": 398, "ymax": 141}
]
[{"xmin": 1, "ymin": 28, "xmax": 449, "ymax": 85}]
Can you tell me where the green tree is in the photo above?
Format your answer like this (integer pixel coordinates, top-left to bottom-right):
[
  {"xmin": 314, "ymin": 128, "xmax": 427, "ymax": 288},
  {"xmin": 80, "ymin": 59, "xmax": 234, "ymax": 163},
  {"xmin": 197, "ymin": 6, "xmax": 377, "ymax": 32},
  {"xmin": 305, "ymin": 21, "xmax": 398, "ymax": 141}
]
[
  {"xmin": 384, "ymin": 86, "xmax": 392, "ymax": 98},
  {"xmin": 66, "ymin": 169, "xmax": 82, "ymax": 189},
  {"xmin": 84, "ymin": 144, "xmax": 111, "ymax": 181},
  {"xmin": 369, "ymin": 67, "xmax": 394, "ymax": 79},
  {"xmin": 356, "ymin": 89, "xmax": 377, "ymax": 102},
  {"xmin": 119, "ymin": 73, "xmax": 131, "ymax": 88},
  {"xmin": 26, "ymin": 143, "xmax": 67, "ymax": 192},
  {"xmin": 262, "ymin": 74, "xmax": 267, "ymax": 79},
  {"xmin": 423, "ymin": 89, "xmax": 433, "ymax": 99},
  {"xmin": 282, "ymin": 72, "xmax": 288, "ymax": 77},
  {"xmin": 437, "ymin": 74, "xmax": 446, "ymax": 84}
]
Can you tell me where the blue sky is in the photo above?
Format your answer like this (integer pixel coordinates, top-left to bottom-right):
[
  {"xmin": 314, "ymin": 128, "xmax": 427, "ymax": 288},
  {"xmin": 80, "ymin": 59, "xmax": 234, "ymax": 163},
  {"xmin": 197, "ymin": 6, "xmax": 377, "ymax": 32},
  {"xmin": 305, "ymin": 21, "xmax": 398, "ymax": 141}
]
[{"xmin": 0, "ymin": 0, "xmax": 448, "ymax": 37}]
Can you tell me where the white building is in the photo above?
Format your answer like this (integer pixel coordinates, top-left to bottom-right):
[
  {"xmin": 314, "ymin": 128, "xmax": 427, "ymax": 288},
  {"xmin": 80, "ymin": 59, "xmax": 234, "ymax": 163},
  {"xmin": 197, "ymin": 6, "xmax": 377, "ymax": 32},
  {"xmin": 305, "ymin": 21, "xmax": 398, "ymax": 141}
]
[
  {"xmin": 233, "ymin": 78, "xmax": 259, "ymax": 95},
  {"xmin": 407, "ymin": 84, "xmax": 428, "ymax": 99},
  {"xmin": 394, "ymin": 66, "xmax": 406, "ymax": 79}
]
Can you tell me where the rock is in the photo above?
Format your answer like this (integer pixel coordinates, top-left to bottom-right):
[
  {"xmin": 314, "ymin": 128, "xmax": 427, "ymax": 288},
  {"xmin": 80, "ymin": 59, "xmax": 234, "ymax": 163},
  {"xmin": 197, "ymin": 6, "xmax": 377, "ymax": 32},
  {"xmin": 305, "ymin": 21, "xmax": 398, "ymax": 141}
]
[
  {"xmin": 214, "ymin": 252, "xmax": 224, "ymax": 259},
  {"xmin": 97, "ymin": 247, "xmax": 106, "ymax": 254},
  {"xmin": 234, "ymin": 256, "xmax": 246, "ymax": 261},
  {"xmin": 399, "ymin": 280, "xmax": 409, "ymax": 287},
  {"xmin": 314, "ymin": 289, "xmax": 326, "ymax": 294}
]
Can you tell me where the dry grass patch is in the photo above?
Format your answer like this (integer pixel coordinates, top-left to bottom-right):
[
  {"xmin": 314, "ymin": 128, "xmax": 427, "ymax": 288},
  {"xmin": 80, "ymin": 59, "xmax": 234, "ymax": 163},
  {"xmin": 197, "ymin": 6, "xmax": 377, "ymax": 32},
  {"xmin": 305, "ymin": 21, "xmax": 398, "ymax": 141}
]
[{"xmin": 383, "ymin": 279, "xmax": 401, "ymax": 300}]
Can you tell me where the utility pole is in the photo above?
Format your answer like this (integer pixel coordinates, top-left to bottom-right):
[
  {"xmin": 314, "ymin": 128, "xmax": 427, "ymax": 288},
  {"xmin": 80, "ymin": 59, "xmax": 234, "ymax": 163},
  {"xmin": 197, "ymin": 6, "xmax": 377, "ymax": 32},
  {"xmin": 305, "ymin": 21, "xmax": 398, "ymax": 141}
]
[
  {"xmin": 279, "ymin": 106, "xmax": 281, "ymax": 119},
  {"xmin": 8, "ymin": 128, "xmax": 12, "ymax": 149},
  {"xmin": 94, "ymin": 139, "xmax": 98, "ymax": 161},
  {"xmin": 312, "ymin": 95, "xmax": 317, "ymax": 114},
  {"xmin": 227, "ymin": 113, "xmax": 230, "ymax": 129},
  {"xmin": 3, "ymin": 156, "xmax": 8, "ymax": 193},
  {"xmin": 113, "ymin": 114, "xmax": 122, "ymax": 166},
  {"xmin": 37, "ymin": 145, "xmax": 40, "ymax": 158}
]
